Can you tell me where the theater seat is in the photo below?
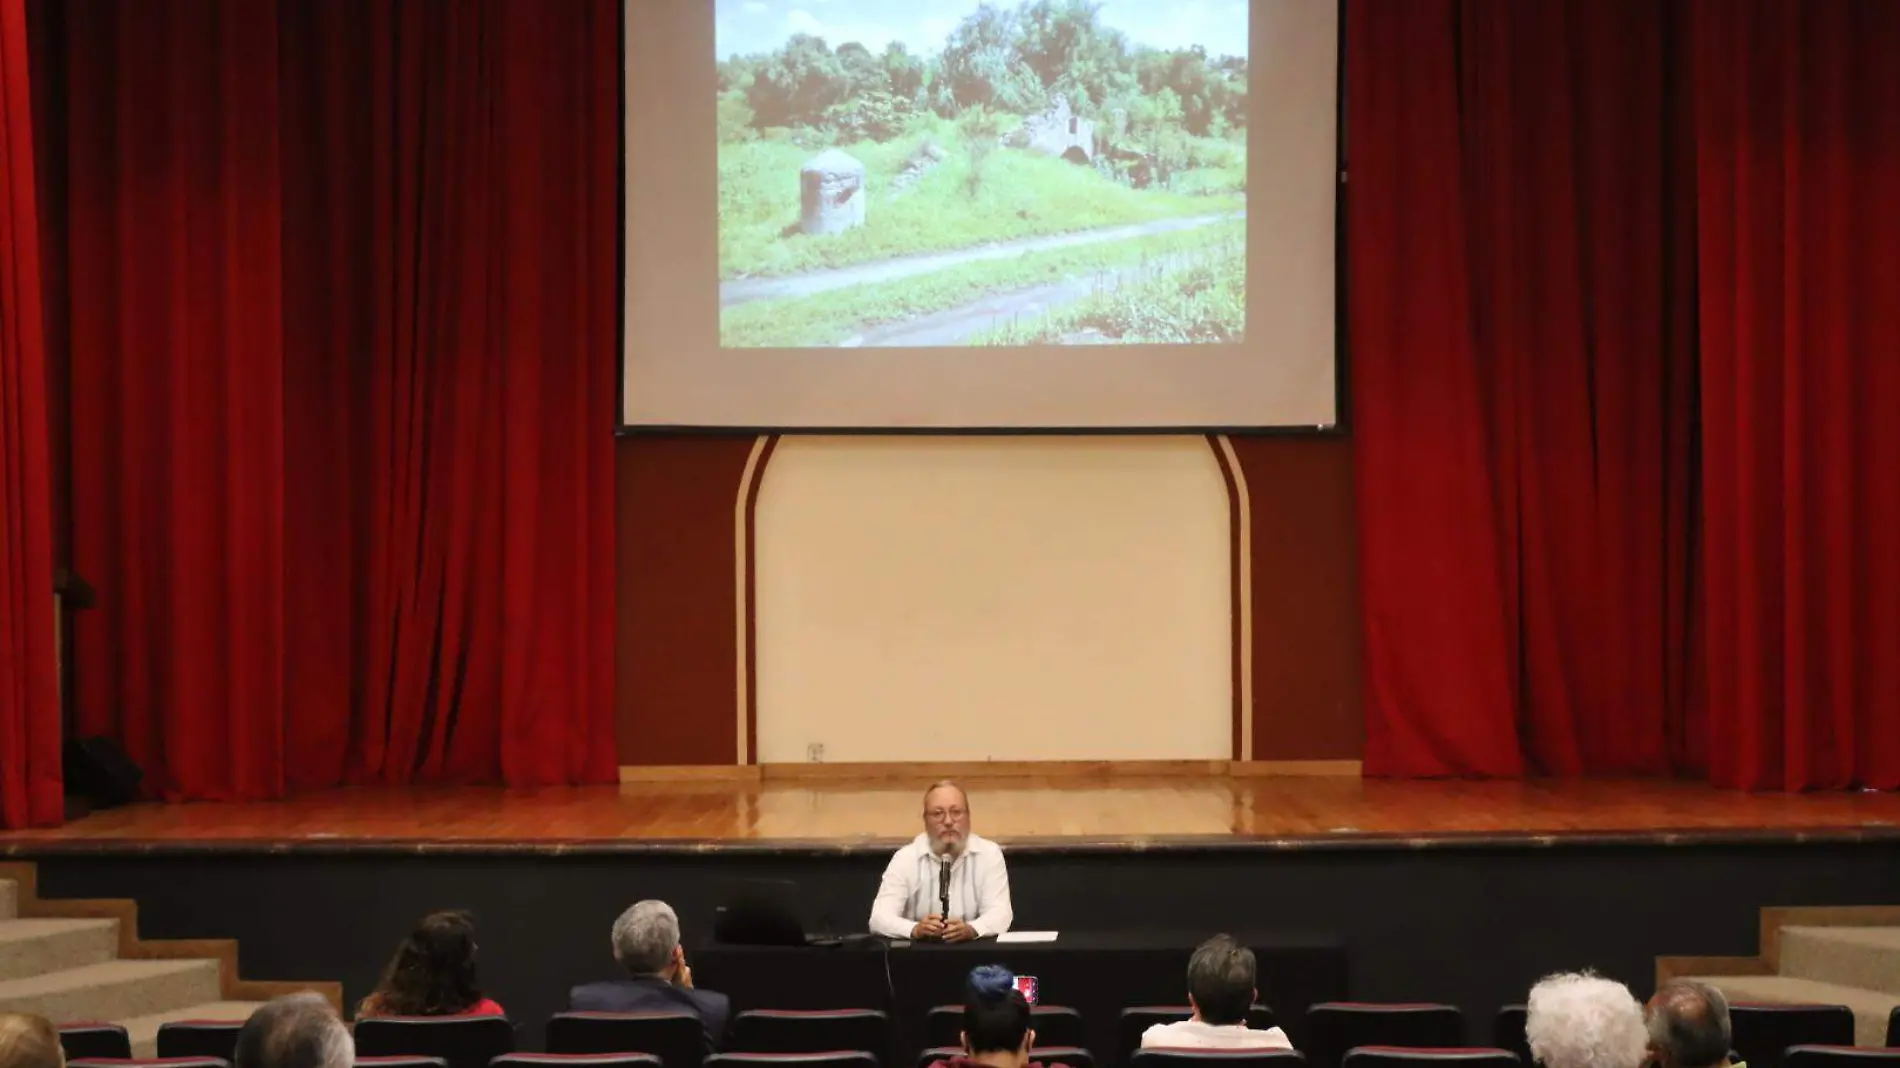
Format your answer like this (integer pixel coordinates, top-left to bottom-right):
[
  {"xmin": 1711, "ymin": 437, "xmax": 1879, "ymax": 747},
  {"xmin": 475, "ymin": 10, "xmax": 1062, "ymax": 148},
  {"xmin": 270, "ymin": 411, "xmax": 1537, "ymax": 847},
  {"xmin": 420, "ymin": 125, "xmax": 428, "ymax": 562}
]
[
  {"xmin": 1130, "ymin": 1050, "xmax": 1304, "ymax": 1068},
  {"xmin": 1119, "ymin": 1006, "xmax": 1279, "ymax": 1058},
  {"xmin": 353, "ymin": 1015, "xmax": 515, "ymax": 1068},
  {"xmin": 495, "ymin": 1055, "xmax": 664, "ymax": 1068},
  {"xmin": 1729, "ymin": 1004, "xmax": 1855, "ymax": 1068},
  {"xmin": 730, "ymin": 1011, "xmax": 890, "ymax": 1059},
  {"xmin": 159, "ymin": 1021, "xmax": 248, "ymax": 1061},
  {"xmin": 1491, "ymin": 1008, "xmax": 1527, "ymax": 1067},
  {"xmin": 706, "ymin": 1053, "xmax": 879, "ymax": 1068},
  {"xmin": 545, "ymin": 1013, "xmax": 704, "ymax": 1068},
  {"xmin": 1303, "ymin": 1004, "xmax": 1464, "ymax": 1068},
  {"xmin": 1786, "ymin": 1048, "xmax": 1900, "ymax": 1068},
  {"xmin": 59, "ymin": 1024, "xmax": 132, "ymax": 1061},
  {"xmin": 920, "ymin": 1048, "xmax": 1093, "ymax": 1068},
  {"xmin": 69, "ymin": 1048, "xmax": 230, "ymax": 1056},
  {"xmin": 1343, "ymin": 1047, "xmax": 1520, "ymax": 1068},
  {"xmin": 924, "ymin": 1007, "xmax": 1084, "ymax": 1049},
  {"xmin": 356, "ymin": 1057, "xmax": 449, "ymax": 1068}
]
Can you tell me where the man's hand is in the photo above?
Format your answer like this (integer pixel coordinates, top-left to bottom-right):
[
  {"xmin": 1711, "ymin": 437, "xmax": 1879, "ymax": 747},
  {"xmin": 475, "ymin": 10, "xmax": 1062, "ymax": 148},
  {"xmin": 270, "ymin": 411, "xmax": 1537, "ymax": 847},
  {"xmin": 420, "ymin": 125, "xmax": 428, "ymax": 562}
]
[
  {"xmin": 941, "ymin": 919, "xmax": 978, "ymax": 943},
  {"xmin": 673, "ymin": 960, "xmax": 695, "ymax": 989},
  {"xmin": 912, "ymin": 915, "xmax": 947, "ymax": 940}
]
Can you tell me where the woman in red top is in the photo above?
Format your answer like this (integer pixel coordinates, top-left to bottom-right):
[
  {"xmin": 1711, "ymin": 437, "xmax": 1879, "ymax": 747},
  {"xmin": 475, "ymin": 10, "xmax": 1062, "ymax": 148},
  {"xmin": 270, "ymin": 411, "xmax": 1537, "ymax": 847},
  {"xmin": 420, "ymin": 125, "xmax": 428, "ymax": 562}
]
[
  {"xmin": 357, "ymin": 910, "xmax": 505, "ymax": 1018},
  {"xmin": 935, "ymin": 966, "xmax": 1042, "ymax": 1068}
]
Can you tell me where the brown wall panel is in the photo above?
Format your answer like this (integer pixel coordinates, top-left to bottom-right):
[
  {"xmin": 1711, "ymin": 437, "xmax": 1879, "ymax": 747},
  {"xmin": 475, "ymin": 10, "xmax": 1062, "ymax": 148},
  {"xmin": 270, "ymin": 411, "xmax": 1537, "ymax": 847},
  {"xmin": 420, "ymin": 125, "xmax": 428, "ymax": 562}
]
[
  {"xmin": 616, "ymin": 434, "xmax": 1365, "ymax": 766},
  {"xmin": 1230, "ymin": 436, "xmax": 1365, "ymax": 760},
  {"xmin": 615, "ymin": 435, "xmax": 756, "ymax": 764}
]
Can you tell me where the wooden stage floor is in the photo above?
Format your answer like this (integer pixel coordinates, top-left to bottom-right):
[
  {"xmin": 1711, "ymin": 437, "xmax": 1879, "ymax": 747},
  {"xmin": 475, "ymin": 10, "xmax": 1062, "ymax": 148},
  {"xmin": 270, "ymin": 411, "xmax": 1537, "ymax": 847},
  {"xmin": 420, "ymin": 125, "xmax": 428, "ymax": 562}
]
[{"xmin": 4, "ymin": 774, "xmax": 1900, "ymax": 854}]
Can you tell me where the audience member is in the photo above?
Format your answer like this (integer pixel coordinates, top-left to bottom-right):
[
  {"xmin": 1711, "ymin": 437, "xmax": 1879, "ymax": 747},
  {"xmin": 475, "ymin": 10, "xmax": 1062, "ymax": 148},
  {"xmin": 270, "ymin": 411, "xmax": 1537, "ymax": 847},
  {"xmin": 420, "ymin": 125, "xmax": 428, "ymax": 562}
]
[
  {"xmin": 1647, "ymin": 980, "xmax": 1737, "ymax": 1068},
  {"xmin": 358, "ymin": 910, "xmax": 504, "ymax": 1018},
  {"xmin": 1141, "ymin": 934, "xmax": 1292, "ymax": 1050},
  {"xmin": 0, "ymin": 1014, "xmax": 63, "ymax": 1068},
  {"xmin": 235, "ymin": 993, "xmax": 353, "ymax": 1068},
  {"xmin": 571, "ymin": 899, "xmax": 731, "ymax": 1050},
  {"xmin": 1527, "ymin": 972, "xmax": 1650, "ymax": 1068},
  {"xmin": 934, "ymin": 965, "xmax": 1043, "ymax": 1068}
]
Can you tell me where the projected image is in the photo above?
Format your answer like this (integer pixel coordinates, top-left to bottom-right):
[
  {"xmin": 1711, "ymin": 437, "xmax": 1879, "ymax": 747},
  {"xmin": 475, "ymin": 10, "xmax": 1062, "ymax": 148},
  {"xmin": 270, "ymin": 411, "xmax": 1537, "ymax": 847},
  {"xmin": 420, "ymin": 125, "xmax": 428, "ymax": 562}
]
[{"xmin": 717, "ymin": 0, "xmax": 1248, "ymax": 349}]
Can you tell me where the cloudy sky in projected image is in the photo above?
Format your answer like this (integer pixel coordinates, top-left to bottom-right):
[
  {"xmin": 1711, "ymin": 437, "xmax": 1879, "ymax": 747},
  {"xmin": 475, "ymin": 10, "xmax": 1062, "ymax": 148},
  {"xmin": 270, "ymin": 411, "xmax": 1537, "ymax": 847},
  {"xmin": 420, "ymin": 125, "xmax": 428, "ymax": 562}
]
[{"xmin": 716, "ymin": 0, "xmax": 1250, "ymax": 62}]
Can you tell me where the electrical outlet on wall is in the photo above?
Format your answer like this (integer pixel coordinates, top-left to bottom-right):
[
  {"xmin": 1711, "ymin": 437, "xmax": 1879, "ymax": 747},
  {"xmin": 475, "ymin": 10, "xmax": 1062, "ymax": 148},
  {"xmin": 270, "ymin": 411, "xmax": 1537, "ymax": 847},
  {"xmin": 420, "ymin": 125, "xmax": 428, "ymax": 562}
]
[{"xmin": 807, "ymin": 743, "xmax": 825, "ymax": 763}]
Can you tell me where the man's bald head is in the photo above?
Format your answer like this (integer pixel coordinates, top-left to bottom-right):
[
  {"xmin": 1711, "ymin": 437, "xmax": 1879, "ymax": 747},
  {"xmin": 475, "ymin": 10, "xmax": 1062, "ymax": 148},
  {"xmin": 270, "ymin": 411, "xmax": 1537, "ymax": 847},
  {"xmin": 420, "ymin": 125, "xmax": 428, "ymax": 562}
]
[{"xmin": 1646, "ymin": 980, "xmax": 1732, "ymax": 1068}]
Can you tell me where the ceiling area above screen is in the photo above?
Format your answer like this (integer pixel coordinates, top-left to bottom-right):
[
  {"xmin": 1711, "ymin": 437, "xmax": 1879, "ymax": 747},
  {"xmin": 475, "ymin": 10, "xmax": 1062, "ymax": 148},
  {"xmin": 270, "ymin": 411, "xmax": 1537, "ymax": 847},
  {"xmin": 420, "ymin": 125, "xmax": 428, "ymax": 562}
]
[{"xmin": 622, "ymin": 0, "xmax": 1339, "ymax": 431}]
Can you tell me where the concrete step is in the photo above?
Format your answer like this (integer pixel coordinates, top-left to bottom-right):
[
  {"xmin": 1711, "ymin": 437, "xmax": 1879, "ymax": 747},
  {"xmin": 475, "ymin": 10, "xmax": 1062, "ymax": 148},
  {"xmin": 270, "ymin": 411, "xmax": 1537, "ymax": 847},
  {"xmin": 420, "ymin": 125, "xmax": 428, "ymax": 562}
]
[
  {"xmin": 1688, "ymin": 974, "xmax": 1898, "ymax": 1047},
  {"xmin": 1782, "ymin": 927, "xmax": 1900, "ymax": 1000},
  {"xmin": 0, "ymin": 918, "xmax": 121, "ymax": 980},
  {"xmin": 0, "ymin": 879, "xmax": 16, "ymax": 920},
  {"xmin": 119, "ymin": 1001, "xmax": 267, "ymax": 1058},
  {"xmin": 0, "ymin": 958, "xmax": 223, "ymax": 1023}
]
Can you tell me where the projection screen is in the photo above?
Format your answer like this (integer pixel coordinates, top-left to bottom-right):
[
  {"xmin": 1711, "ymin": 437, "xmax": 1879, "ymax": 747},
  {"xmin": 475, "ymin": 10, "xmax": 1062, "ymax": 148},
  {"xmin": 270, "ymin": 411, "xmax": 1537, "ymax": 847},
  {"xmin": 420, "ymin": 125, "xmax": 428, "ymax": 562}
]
[{"xmin": 623, "ymin": 0, "xmax": 1339, "ymax": 430}]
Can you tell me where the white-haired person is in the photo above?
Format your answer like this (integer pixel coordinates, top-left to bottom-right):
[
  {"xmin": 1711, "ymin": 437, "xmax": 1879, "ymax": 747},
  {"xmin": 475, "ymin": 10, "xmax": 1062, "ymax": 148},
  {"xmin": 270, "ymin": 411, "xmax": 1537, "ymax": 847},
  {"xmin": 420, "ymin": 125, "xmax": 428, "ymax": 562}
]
[
  {"xmin": 233, "ymin": 994, "xmax": 353, "ymax": 1068},
  {"xmin": 1646, "ymin": 980, "xmax": 1738, "ymax": 1068},
  {"xmin": 571, "ymin": 899, "xmax": 730, "ymax": 1051},
  {"xmin": 1526, "ymin": 971, "xmax": 1650, "ymax": 1068}
]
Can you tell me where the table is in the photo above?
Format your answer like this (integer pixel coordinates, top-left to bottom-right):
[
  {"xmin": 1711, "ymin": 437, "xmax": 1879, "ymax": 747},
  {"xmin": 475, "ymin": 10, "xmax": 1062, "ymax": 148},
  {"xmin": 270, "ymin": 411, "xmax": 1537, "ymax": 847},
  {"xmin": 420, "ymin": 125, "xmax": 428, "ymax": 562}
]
[{"xmin": 693, "ymin": 931, "xmax": 1347, "ymax": 1066}]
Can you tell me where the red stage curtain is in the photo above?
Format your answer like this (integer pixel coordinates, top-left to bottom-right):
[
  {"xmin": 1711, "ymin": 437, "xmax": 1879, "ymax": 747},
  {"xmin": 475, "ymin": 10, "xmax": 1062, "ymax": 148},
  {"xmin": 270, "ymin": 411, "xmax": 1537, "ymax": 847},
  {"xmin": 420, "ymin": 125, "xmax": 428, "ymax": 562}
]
[
  {"xmin": 0, "ymin": 0, "xmax": 60, "ymax": 828},
  {"xmin": 1351, "ymin": 0, "xmax": 1701, "ymax": 777},
  {"xmin": 59, "ymin": 0, "xmax": 617, "ymax": 799},
  {"xmin": 1693, "ymin": 0, "xmax": 1900, "ymax": 790}
]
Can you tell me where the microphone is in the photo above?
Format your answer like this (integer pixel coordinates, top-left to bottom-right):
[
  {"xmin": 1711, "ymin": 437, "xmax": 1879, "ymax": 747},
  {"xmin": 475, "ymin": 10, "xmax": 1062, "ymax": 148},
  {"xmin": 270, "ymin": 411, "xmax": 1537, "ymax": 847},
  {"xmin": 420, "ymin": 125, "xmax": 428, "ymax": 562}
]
[{"xmin": 939, "ymin": 853, "xmax": 952, "ymax": 921}]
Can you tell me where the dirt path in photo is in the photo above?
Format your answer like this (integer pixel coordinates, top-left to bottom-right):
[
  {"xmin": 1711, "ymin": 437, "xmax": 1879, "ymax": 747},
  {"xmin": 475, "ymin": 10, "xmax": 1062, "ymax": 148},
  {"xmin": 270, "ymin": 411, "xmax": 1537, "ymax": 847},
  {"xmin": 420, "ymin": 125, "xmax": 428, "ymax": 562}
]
[{"xmin": 720, "ymin": 210, "xmax": 1243, "ymax": 308}]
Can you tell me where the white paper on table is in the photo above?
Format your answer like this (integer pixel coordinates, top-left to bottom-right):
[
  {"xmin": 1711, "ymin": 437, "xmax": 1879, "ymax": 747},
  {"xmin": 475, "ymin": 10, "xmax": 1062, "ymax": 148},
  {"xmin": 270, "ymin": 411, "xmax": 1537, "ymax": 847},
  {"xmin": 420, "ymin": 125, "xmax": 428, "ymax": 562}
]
[{"xmin": 995, "ymin": 931, "xmax": 1059, "ymax": 943}]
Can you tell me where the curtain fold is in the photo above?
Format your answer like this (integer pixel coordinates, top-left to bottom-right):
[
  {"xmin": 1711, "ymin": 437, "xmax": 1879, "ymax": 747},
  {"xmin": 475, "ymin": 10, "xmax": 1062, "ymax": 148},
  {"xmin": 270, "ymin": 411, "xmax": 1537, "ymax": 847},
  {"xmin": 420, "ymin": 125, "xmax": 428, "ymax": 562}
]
[
  {"xmin": 1351, "ymin": 0, "xmax": 1697, "ymax": 777},
  {"xmin": 1693, "ymin": 0, "xmax": 1900, "ymax": 790},
  {"xmin": 58, "ymin": 0, "xmax": 617, "ymax": 799},
  {"xmin": 0, "ymin": 0, "xmax": 60, "ymax": 828}
]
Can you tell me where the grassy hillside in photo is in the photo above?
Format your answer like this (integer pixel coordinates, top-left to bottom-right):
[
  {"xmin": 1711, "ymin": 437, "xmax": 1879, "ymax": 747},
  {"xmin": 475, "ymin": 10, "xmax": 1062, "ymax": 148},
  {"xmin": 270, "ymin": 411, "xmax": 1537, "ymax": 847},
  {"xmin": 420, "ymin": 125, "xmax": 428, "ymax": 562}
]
[{"xmin": 719, "ymin": 121, "xmax": 1244, "ymax": 280}]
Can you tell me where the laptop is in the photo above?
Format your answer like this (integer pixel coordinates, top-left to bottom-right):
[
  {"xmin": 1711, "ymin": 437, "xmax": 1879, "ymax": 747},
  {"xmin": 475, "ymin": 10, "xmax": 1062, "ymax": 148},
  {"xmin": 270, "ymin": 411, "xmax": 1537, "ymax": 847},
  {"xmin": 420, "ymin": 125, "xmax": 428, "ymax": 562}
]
[{"xmin": 711, "ymin": 878, "xmax": 843, "ymax": 947}]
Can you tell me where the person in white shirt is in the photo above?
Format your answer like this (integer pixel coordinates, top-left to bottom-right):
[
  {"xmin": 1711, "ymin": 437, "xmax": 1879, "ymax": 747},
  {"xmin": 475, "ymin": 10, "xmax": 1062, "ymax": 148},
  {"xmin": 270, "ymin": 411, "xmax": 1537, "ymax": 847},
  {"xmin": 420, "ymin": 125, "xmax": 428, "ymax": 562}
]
[
  {"xmin": 1141, "ymin": 935, "xmax": 1293, "ymax": 1050},
  {"xmin": 868, "ymin": 781, "xmax": 1013, "ymax": 942}
]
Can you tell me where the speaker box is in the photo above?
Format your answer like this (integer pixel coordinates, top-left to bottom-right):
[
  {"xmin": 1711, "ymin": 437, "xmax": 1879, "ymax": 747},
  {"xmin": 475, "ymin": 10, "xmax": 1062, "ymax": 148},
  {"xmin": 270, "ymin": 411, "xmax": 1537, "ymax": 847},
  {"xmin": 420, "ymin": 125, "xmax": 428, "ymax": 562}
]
[{"xmin": 63, "ymin": 736, "xmax": 144, "ymax": 809}]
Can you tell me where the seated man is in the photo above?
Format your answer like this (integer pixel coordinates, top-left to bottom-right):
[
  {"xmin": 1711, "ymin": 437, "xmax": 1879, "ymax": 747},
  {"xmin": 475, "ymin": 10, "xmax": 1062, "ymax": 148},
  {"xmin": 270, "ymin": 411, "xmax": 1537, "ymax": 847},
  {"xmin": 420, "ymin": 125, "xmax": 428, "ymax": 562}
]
[
  {"xmin": 0, "ymin": 1013, "xmax": 64, "ymax": 1068},
  {"xmin": 571, "ymin": 899, "xmax": 731, "ymax": 1051},
  {"xmin": 234, "ymin": 994, "xmax": 354, "ymax": 1068},
  {"xmin": 934, "ymin": 965, "xmax": 1043, "ymax": 1068},
  {"xmin": 1141, "ymin": 935, "xmax": 1292, "ymax": 1049},
  {"xmin": 1647, "ymin": 980, "xmax": 1740, "ymax": 1068},
  {"xmin": 870, "ymin": 781, "xmax": 1013, "ymax": 942},
  {"xmin": 1527, "ymin": 972, "xmax": 1649, "ymax": 1068}
]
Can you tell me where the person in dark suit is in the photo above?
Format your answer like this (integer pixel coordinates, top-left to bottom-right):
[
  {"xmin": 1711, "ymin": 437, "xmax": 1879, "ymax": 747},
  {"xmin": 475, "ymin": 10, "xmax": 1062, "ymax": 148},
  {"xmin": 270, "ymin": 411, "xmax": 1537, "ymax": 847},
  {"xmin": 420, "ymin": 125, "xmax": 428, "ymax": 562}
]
[{"xmin": 570, "ymin": 899, "xmax": 731, "ymax": 1051}]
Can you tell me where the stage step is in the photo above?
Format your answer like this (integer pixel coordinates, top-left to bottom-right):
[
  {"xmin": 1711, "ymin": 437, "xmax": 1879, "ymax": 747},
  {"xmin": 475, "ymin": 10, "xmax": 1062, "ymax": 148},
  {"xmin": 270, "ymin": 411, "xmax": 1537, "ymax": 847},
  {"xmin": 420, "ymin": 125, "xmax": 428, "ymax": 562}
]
[
  {"xmin": 1781, "ymin": 926, "xmax": 1900, "ymax": 999},
  {"xmin": 119, "ymin": 1002, "xmax": 268, "ymax": 1058},
  {"xmin": 0, "ymin": 879, "xmax": 17, "ymax": 920},
  {"xmin": 1687, "ymin": 974, "xmax": 1898, "ymax": 1047},
  {"xmin": 0, "ymin": 917, "xmax": 122, "ymax": 980},
  {"xmin": 0, "ymin": 958, "xmax": 224, "ymax": 1023}
]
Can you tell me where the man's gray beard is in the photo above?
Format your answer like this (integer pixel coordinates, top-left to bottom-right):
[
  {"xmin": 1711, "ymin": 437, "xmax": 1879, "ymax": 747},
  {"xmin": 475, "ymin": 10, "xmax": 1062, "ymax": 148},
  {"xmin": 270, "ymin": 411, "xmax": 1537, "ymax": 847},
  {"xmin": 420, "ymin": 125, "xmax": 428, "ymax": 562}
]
[{"xmin": 930, "ymin": 833, "xmax": 963, "ymax": 857}]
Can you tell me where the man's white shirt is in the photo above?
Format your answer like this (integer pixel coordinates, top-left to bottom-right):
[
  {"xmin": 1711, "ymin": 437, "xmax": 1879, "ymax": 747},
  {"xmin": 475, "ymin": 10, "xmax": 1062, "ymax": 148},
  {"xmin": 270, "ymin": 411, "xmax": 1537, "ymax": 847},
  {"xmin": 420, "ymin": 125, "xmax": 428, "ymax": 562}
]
[
  {"xmin": 1140, "ymin": 1020, "xmax": 1294, "ymax": 1051},
  {"xmin": 868, "ymin": 832, "xmax": 1014, "ymax": 939}
]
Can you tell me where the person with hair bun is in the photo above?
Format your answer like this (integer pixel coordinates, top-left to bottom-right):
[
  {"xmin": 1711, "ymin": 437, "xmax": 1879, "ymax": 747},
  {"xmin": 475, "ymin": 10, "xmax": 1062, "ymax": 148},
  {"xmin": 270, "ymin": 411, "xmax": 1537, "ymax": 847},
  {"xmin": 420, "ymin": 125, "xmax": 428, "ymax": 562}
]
[{"xmin": 934, "ymin": 965, "xmax": 1045, "ymax": 1068}]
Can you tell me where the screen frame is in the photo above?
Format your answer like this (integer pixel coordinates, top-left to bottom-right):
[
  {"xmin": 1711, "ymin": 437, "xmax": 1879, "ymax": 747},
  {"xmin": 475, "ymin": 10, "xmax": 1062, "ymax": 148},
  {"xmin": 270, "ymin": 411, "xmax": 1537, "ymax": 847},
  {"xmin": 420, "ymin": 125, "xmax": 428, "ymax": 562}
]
[{"xmin": 614, "ymin": 0, "xmax": 1351, "ymax": 440}]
